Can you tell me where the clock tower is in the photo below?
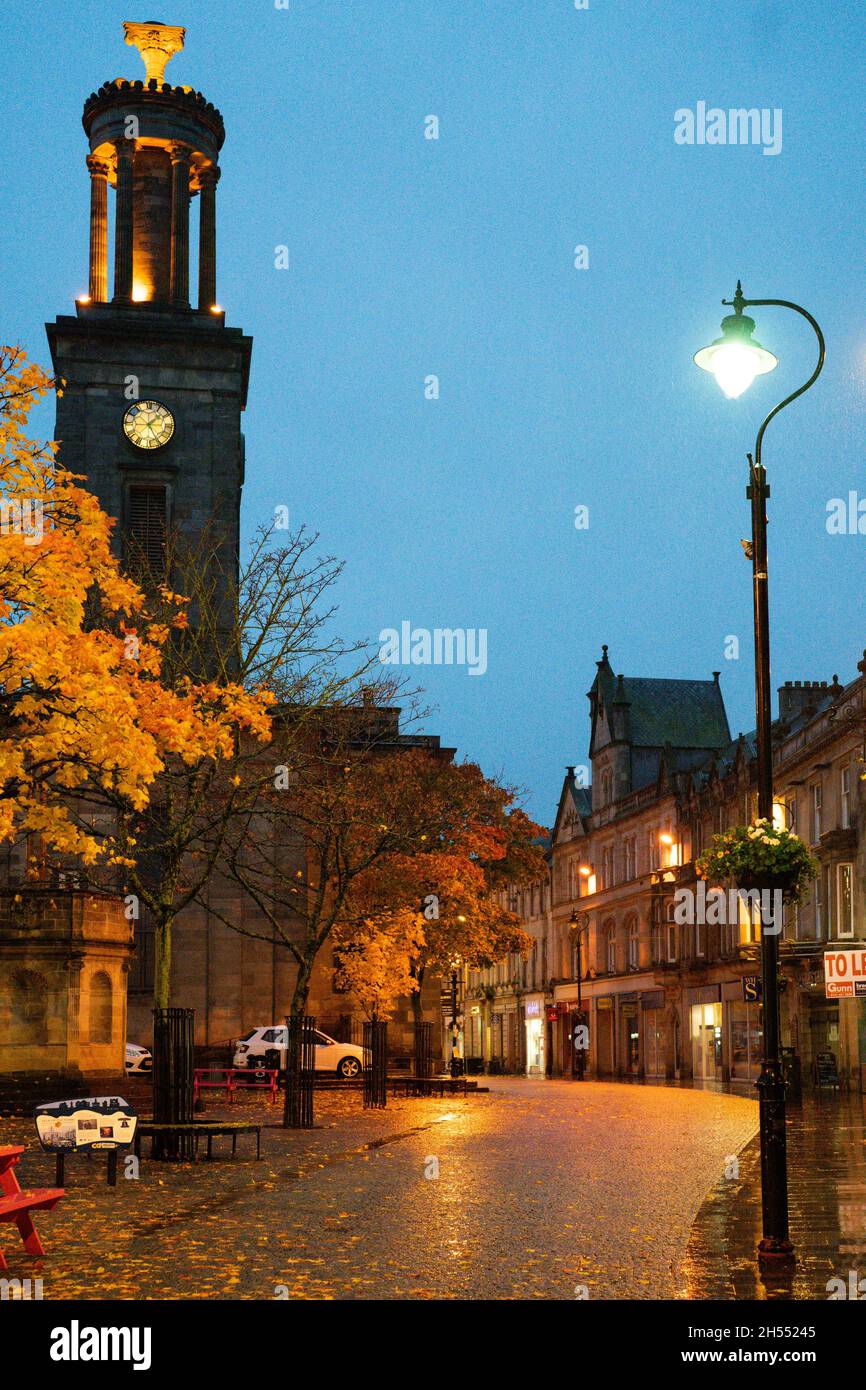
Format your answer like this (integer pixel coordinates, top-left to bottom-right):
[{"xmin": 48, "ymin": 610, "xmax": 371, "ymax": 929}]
[{"xmin": 46, "ymin": 20, "xmax": 251, "ymax": 611}]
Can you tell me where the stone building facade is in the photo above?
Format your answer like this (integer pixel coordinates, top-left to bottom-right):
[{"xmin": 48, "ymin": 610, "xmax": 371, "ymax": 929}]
[
  {"xmin": 465, "ymin": 842, "xmax": 554, "ymax": 1075},
  {"xmin": 0, "ymin": 886, "xmax": 132, "ymax": 1093},
  {"xmin": 474, "ymin": 646, "xmax": 866, "ymax": 1094}
]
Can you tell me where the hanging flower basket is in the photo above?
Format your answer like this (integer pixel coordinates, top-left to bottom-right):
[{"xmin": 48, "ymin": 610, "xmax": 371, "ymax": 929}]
[{"xmin": 696, "ymin": 819, "xmax": 818, "ymax": 906}]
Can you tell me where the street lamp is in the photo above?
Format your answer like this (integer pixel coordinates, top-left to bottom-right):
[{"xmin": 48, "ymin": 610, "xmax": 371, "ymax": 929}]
[
  {"xmin": 449, "ymin": 941, "xmax": 465, "ymax": 1078},
  {"xmin": 569, "ymin": 908, "xmax": 590, "ymax": 1080},
  {"xmin": 695, "ymin": 280, "xmax": 825, "ymax": 1265}
]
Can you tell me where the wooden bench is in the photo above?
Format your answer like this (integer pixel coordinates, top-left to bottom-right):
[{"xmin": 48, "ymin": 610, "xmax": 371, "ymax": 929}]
[
  {"xmin": 389, "ymin": 1075, "xmax": 469, "ymax": 1099},
  {"xmin": 134, "ymin": 1121, "xmax": 262, "ymax": 1161},
  {"xmin": 0, "ymin": 1145, "xmax": 64, "ymax": 1271}
]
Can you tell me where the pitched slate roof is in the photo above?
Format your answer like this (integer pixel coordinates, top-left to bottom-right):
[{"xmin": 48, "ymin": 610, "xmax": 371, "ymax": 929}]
[{"xmin": 618, "ymin": 676, "xmax": 730, "ymax": 749}]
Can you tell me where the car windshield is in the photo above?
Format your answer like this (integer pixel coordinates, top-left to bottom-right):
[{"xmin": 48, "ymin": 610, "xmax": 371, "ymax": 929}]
[{"xmin": 238, "ymin": 1030, "xmax": 257, "ymax": 1043}]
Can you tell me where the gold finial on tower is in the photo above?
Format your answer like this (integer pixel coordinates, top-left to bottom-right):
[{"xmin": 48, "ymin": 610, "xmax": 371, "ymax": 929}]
[{"xmin": 123, "ymin": 20, "xmax": 186, "ymax": 84}]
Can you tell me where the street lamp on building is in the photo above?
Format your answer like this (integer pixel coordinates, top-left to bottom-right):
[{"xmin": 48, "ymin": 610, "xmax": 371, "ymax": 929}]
[
  {"xmin": 695, "ymin": 281, "xmax": 825, "ymax": 1265},
  {"xmin": 569, "ymin": 908, "xmax": 590, "ymax": 1080}
]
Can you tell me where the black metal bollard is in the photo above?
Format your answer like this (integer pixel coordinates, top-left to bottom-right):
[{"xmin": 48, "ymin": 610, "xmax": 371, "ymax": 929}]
[
  {"xmin": 364, "ymin": 1020, "xmax": 388, "ymax": 1108},
  {"xmin": 413, "ymin": 1019, "xmax": 432, "ymax": 1095},
  {"xmin": 151, "ymin": 1007, "xmax": 195, "ymax": 1160},
  {"xmin": 283, "ymin": 1015, "xmax": 315, "ymax": 1128}
]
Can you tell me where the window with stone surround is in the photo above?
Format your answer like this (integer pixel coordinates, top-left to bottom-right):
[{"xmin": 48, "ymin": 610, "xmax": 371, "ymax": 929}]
[
  {"xmin": 840, "ymin": 766, "xmax": 851, "ymax": 830},
  {"xmin": 836, "ymin": 863, "xmax": 853, "ymax": 938}
]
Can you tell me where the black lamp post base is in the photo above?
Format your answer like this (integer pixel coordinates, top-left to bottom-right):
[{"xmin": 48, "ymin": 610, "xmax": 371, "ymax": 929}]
[{"xmin": 757, "ymin": 1236, "xmax": 795, "ymax": 1264}]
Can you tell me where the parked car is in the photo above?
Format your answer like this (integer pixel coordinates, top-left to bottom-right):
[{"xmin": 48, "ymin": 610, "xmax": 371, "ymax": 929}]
[
  {"xmin": 233, "ymin": 1026, "xmax": 364, "ymax": 1078},
  {"xmin": 125, "ymin": 1042, "xmax": 153, "ymax": 1075}
]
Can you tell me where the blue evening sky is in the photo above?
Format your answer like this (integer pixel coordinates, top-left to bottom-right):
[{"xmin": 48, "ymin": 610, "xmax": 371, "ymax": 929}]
[{"xmin": 2, "ymin": 0, "xmax": 864, "ymax": 826}]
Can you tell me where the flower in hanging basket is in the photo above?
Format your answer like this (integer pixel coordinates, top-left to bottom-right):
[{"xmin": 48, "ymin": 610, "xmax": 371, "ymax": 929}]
[{"xmin": 696, "ymin": 818, "xmax": 818, "ymax": 905}]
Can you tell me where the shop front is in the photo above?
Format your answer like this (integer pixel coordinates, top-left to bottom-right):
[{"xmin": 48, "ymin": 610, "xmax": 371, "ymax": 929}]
[
  {"xmin": 687, "ymin": 985, "xmax": 722, "ymax": 1082},
  {"xmin": 619, "ymin": 994, "xmax": 641, "ymax": 1075},
  {"xmin": 524, "ymin": 996, "xmax": 545, "ymax": 1075},
  {"xmin": 595, "ymin": 996, "xmax": 615, "ymax": 1075},
  {"xmin": 551, "ymin": 985, "xmax": 591, "ymax": 1077},
  {"xmin": 642, "ymin": 991, "xmax": 666, "ymax": 1077}
]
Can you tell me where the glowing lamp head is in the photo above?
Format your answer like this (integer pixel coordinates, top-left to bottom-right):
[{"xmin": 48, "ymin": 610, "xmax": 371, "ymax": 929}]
[
  {"xmin": 695, "ymin": 296, "xmax": 777, "ymax": 398},
  {"xmin": 659, "ymin": 832, "xmax": 674, "ymax": 845}
]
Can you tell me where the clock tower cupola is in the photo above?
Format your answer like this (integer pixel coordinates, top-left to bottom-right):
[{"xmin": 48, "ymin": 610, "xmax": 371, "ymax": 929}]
[{"xmin": 46, "ymin": 19, "xmax": 251, "ymax": 605}]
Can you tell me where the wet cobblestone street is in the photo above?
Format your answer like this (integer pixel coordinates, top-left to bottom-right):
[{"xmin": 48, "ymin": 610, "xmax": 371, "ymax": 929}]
[{"xmin": 2, "ymin": 1078, "xmax": 759, "ymax": 1300}]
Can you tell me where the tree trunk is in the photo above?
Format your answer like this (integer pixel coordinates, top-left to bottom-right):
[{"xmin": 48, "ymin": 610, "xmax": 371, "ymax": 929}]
[
  {"xmin": 282, "ymin": 955, "xmax": 315, "ymax": 1128},
  {"xmin": 410, "ymin": 965, "xmax": 425, "ymax": 1022},
  {"xmin": 288, "ymin": 957, "xmax": 313, "ymax": 1020},
  {"xmin": 153, "ymin": 914, "xmax": 172, "ymax": 1011}
]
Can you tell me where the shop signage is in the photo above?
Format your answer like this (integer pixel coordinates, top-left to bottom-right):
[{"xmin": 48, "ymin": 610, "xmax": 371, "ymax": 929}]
[
  {"xmin": 524, "ymin": 1000, "xmax": 542, "ymax": 1018},
  {"xmin": 596, "ymin": 997, "xmax": 613, "ymax": 1010},
  {"xmin": 34, "ymin": 1096, "xmax": 138, "ymax": 1153},
  {"xmin": 823, "ymin": 949, "xmax": 866, "ymax": 999},
  {"xmin": 545, "ymin": 1005, "xmax": 559, "ymax": 1022},
  {"xmin": 743, "ymin": 976, "xmax": 762, "ymax": 1002}
]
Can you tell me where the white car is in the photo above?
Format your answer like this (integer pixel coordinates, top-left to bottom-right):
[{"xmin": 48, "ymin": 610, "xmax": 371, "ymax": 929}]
[
  {"xmin": 125, "ymin": 1042, "xmax": 153, "ymax": 1075},
  {"xmin": 233, "ymin": 1026, "xmax": 365, "ymax": 1079}
]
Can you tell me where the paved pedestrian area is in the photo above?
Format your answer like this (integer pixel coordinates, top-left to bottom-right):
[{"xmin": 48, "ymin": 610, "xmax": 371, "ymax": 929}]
[
  {"xmin": 684, "ymin": 1090, "xmax": 866, "ymax": 1300},
  {"xmin": 1, "ymin": 1078, "xmax": 758, "ymax": 1300}
]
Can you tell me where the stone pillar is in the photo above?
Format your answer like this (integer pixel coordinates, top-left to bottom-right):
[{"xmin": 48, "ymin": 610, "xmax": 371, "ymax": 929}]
[
  {"xmin": 169, "ymin": 144, "xmax": 191, "ymax": 307},
  {"xmin": 113, "ymin": 141, "xmax": 135, "ymax": 303},
  {"xmin": 86, "ymin": 155, "xmax": 110, "ymax": 302},
  {"xmin": 197, "ymin": 165, "xmax": 220, "ymax": 310}
]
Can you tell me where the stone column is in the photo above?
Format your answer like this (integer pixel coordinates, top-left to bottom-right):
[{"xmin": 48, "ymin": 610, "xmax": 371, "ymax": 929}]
[
  {"xmin": 197, "ymin": 165, "xmax": 220, "ymax": 310},
  {"xmin": 169, "ymin": 144, "xmax": 191, "ymax": 306},
  {"xmin": 86, "ymin": 155, "xmax": 110, "ymax": 302},
  {"xmin": 113, "ymin": 140, "xmax": 135, "ymax": 303}
]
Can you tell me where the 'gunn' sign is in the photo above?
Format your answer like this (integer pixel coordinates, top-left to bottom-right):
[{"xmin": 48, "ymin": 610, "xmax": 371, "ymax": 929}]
[{"xmin": 823, "ymin": 949, "xmax": 866, "ymax": 999}]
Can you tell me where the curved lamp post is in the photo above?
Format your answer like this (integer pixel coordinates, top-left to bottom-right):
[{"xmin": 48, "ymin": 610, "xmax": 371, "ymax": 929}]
[{"xmin": 695, "ymin": 281, "xmax": 825, "ymax": 1265}]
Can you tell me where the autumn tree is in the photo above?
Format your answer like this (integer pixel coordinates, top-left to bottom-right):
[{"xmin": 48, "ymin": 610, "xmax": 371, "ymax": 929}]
[
  {"xmin": 332, "ymin": 907, "xmax": 425, "ymax": 1021},
  {"xmin": 346, "ymin": 797, "xmax": 545, "ymax": 1020},
  {"xmin": 0, "ymin": 348, "xmax": 269, "ymax": 896},
  {"xmin": 211, "ymin": 735, "xmax": 543, "ymax": 1028}
]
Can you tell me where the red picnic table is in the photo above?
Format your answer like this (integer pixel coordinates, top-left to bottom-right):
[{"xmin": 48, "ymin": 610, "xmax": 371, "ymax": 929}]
[
  {"xmin": 194, "ymin": 1067, "xmax": 279, "ymax": 1104},
  {"xmin": 0, "ymin": 1145, "xmax": 64, "ymax": 1270}
]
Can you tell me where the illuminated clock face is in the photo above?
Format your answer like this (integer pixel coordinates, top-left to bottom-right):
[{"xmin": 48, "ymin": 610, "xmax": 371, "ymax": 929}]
[{"xmin": 123, "ymin": 400, "xmax": 175, "ymax": 450}]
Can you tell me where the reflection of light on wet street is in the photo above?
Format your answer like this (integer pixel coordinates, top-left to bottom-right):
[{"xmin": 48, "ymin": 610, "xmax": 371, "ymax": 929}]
[{"xmin": 686, "ymin": 1092, "xmax": 866, "ymax": 1301}]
